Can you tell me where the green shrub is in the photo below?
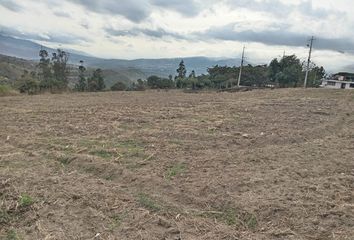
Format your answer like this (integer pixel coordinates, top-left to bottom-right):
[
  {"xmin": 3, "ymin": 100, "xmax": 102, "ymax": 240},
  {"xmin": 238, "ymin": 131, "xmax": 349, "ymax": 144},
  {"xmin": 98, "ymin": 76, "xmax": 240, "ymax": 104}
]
[
  {"xmin": 147, "ymin": 75, "xmax": 175, "ymax": 89},
  {"xmin": 19, "ymin": 194, "xmax": 34, "ymax": 208},
  {"xmin": 0, "ymin": 84, "xmax": 18, "ymax": 96},
  {"xmin": 111, "ymin": 81, "xmax": 127, "ymax": 91}
]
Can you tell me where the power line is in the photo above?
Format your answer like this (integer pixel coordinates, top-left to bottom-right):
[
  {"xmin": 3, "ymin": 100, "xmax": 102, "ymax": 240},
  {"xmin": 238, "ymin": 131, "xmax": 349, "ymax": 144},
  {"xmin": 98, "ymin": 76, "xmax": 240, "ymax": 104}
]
[
  {"xmin": 237, "ymin": 46, "xmax": 245, "ymax": 87},
  {"xmin": 304, "ymin": 36, "xmax": 315, "ymax": 88}
]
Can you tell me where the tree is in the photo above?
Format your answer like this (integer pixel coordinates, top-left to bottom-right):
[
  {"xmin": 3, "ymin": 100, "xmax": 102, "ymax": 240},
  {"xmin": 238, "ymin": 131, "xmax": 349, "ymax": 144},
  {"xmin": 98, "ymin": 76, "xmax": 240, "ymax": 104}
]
[
  {"xmin": 147, "ymin": 75, "xmax": 174, "ymax": 89},
  {"xmin": 16, "ymin": 70, "xmax": 39, "ymax": 94},
  {"xmin": 268, "ymin": 58, "xmax": 281, "ymax": 83},
  {"xmin": 135, "ymin": 79, "xmax": 146, "ymax": 91},
  {"xmin": 51, "ymin": 49, "xmax": 69, "ymax": 90},
  {"xmin": 188, "ymin": 70, "xmax": 197, "ymax": 89},
  {"xmin": 196, "ymin": 74, "xmax": 212, "ymax": 89},
  {"xmin": 176, "ymin": 60, "xmax": 187, "ymax": 79},
  {"xmin": 307, "ymin": 65, "xmax": 326, "ymax": 87},
  {"xmin": 111, "ymin": 81, "xmax": 127, "ymax": 91},
  {"xmin": 88, "ymin": 68, "xmax": 105, "ymax": 91},
  {"xmin": 176, "ymin": 60, "xmax": 187, "ymax": 88},
  {"xmin": 38, "ymin": 49, "xmax": 52, "ymax": 90},
  {"xmin": 240, "ymin": 64, "xmax": 269, "ymax": 87},
  {"xmin": 189, "ymin": 70, "xmax": 196, "ymax": 78},
  {"xmin": 275, "ymin": 64, "xmax": 302, "ymax": 87},
  {"xmin": 268, "ymin": 55, "xmax": 303, "ymax": 87},
  {"xmin": 147, "ymin": 75, "xmax": 160, "ymax": 89},
  {"xmin": 207, "ymin": 65, "xmax": 235, "ymax": 89},
  {"xmin": 75, "ymin": 60, "xmax": 87, "ymax": 92}
]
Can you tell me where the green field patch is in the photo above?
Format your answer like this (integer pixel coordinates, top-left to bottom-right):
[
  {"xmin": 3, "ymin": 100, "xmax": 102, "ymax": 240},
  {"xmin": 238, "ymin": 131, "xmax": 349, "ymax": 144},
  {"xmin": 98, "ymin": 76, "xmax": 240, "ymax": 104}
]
[{"xmin": 166, "ymin": 163, "xmax": 186, "ymax": 180}]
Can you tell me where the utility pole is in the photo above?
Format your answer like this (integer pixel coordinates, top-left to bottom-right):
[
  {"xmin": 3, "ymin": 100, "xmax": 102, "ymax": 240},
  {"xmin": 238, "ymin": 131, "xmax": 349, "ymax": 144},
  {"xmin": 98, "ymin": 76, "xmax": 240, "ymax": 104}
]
[
  {"xmin": 304, "ymin": 36, "xmax": 315, "ymax": 88},
  {"xmin": 237, "ymin": 46, "xmax": 245, "ymax": 87}
]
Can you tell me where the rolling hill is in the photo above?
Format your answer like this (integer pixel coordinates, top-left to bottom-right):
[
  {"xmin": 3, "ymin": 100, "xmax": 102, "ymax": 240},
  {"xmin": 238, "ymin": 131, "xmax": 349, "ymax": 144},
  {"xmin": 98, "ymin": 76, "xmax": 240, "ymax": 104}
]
[
  {"xmin": 0, "ymin": 34, "xmax": 240, "ymax": 80},
  {"xmin": 0, "ymin": 54, "xmax": 135, "ymax": 88}
]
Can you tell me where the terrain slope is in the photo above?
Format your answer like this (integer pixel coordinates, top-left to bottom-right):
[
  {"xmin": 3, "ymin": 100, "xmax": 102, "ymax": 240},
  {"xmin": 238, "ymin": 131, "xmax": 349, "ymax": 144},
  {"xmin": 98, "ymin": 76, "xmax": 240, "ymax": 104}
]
[{"xmin": 1, "ymin": 89, "xmax": 354, "ymax": 239}]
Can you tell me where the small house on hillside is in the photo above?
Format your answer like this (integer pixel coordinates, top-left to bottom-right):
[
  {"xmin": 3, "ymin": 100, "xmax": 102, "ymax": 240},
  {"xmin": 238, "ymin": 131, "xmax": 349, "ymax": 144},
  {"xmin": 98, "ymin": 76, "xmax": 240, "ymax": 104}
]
[{"xmin": 321, "ymin": 72, "xmax": 354, "ymax": 89}]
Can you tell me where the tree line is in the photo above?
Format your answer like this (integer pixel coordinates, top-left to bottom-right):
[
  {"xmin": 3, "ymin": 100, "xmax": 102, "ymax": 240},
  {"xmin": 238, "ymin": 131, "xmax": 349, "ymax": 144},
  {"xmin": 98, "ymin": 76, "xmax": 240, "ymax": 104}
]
[
  {"xmin": 15, "ymin": 49, "xmax": 326, "ymax": 94},
  {"xmin": 16, "ymin": 49, "xmax": 105, "ymax": 94},
  {"xmin": 110, "ymin": 55, "xmax": 325, "ymax": 91},
  {"xmin": 74, "ymin": 60, "xmax": 105, "ymax": 92}
]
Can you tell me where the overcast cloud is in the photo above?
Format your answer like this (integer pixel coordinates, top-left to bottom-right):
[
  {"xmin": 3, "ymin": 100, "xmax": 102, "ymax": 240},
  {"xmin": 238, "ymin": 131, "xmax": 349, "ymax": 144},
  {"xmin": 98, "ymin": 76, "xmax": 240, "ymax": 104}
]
[
  {"xmin": 0, "ymin": 0, "xmax": 353, "ymax": 71},
  {"xmin": 0, "ymin": 0, "xmax": 22, "ymax": 12},
  {"xmin": 225, "ymin": 0, "xmax": 340, "ymax": 19},
  {"xmin": 198, "ymin": 23, "xmax": 354, "ymax": 51},
  {"xmin": 0, "ymin": 25, "xmax": 89, "ymax": 44}
]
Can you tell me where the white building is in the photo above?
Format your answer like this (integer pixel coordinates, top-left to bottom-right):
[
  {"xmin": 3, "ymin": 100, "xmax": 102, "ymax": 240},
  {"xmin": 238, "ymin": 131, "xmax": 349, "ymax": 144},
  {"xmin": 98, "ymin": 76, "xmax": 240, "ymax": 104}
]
[
  {"xmin": 321, "ymin": 79, "xmax": 354, "ymax": 89},
  {"xmin": 321, "ymin": 73, "xmax": 354, "ymax": 89}
]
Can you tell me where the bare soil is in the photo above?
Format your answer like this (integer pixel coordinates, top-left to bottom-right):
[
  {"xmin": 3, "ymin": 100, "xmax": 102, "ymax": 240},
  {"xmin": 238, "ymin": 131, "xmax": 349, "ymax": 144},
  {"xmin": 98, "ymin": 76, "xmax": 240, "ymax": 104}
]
[{"xmin": 1, "ymin": 89, "xmax": 354, "ymax": 240}]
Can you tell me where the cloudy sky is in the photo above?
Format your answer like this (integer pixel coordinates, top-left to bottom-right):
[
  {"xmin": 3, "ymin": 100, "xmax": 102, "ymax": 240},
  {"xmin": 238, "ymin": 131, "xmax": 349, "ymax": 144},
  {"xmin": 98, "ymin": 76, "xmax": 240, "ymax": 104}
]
[{"xmin": 0, "ymin": 0, "xmax": 354, "ymax": 71}]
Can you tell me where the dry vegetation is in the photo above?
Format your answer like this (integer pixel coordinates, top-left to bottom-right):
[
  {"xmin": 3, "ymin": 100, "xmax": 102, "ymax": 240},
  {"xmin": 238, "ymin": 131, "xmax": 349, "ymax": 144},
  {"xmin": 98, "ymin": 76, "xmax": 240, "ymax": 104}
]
[
  {"xmin": 1, "ymin": 89, "xmax": 354, "ymax": 240},
  {"xmin": 0, "ymin": 85, "xmax": 18, "ymax": 97}
]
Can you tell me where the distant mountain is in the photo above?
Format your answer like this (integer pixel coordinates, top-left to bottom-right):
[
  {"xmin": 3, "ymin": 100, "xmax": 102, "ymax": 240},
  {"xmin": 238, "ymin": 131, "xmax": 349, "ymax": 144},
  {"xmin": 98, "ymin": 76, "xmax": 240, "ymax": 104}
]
[
  {"xmin": 341, "ymin": 64, "xmax": 354, "ymax": 73},
  {"xmin": 0, "ymin": 34, "xmax": 46, "ymax": 60},
  {"xmin": 88, "ymin": 57, "xmax": 240, "ymax": 78},
  {"xmin": 0, "ymin": 34, "xmax": 241, "ymax": 80},
  {"xmin": 0, "ymin": 34, "xmax": 93, "ymax": 60}
]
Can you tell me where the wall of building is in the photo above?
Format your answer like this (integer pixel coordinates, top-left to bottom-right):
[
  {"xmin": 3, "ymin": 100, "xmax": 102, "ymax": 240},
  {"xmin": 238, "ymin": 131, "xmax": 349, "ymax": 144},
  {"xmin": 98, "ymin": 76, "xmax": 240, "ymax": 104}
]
[
  {"xmin": 346, "ymin": 83, "xmax": 354, "ymax": 89},
  {"xmin": 321, "ymin": 80, "xmax": 354, "ymax": 89}
]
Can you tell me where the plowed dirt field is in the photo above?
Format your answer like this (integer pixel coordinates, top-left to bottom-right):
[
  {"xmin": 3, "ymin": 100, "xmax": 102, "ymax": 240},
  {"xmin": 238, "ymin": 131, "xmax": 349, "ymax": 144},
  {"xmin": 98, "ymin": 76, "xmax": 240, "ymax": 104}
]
[{"xmin": 1, "ymin": 89, "xmax": 354, "ymax": 239}]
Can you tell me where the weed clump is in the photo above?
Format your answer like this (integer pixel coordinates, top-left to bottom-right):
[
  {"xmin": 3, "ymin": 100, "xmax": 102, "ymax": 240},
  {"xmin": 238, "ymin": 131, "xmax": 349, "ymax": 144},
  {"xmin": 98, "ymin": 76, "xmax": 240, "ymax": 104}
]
[
  {"xmin": 18, "ymin": 194, "xmax": 33, "ymax": 208},
  {"xmin": 89, "ymin": 149, "xmax": 114, "ymax": 159},
  {"xmin": 137, "ymin": 193, "xmax": 160, "ymax": 212},
  {"xmin": 166, "ymin": 163, "xmax": 186, "ymax": 180},
  {"xmin": 109, "ymin": 212, "xmax": 127, "ymax": 231},
  {"xmin": 202, "ymin": 206, "xmax": 258, "ymax": 229},
  {"xmin": 6, "ymin": 229, "xmax": 20, "ymax": 240},
  {"xmin": 56, "ymin": 155, "xmax": 73, "ymax": 165},
  {"xmin": 0, "ymin": 209, "xmax": 11, "ymax": 224}
]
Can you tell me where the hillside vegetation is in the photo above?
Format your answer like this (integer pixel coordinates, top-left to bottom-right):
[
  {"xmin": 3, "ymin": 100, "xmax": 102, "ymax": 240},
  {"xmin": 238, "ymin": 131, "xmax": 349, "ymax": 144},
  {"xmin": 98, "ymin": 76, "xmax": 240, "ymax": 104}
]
[
  {"xmin": 0, "ymin": 55, "xmax": 37, "ymax": 81},
  {"xmin": 0, "ymin": 54, "xmax": 134, "ymax": 89}
]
